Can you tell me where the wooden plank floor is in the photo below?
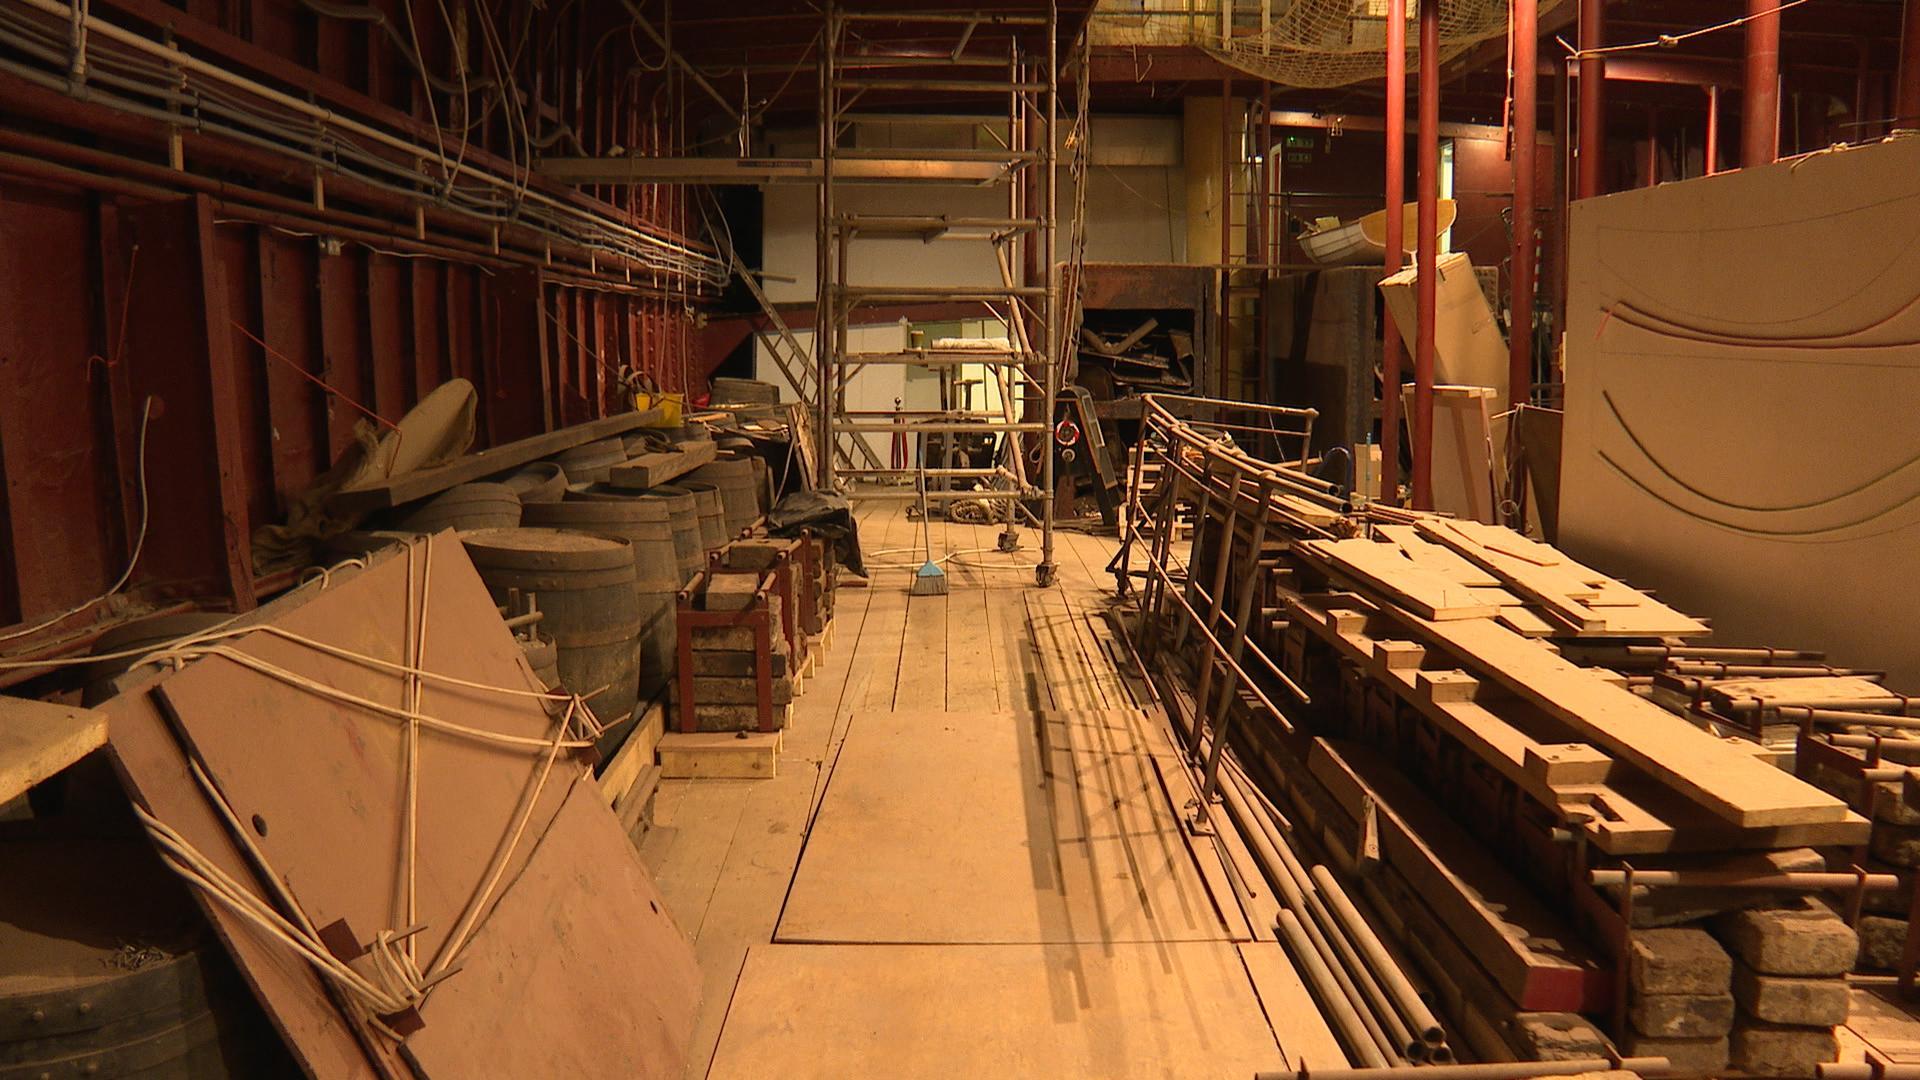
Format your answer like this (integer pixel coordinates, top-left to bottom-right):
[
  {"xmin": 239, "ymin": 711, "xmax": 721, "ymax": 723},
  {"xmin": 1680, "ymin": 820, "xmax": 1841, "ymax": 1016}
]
[{"xmin": 638, "ymin": 500, "xmax": 1334, "ymax": 1077}]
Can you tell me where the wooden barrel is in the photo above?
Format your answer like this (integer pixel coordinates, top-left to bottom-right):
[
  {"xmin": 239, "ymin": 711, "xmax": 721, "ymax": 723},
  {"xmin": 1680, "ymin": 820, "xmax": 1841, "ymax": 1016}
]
[
  {"xmin": 83, "ymin": 612, "xmax": 232, "ymax": 706},
  {"xmin": 520, "ymin": 496, "xmax": 679, "ymax": 704},
  {"xmin": 551, "ymin": 437, "xmax": 627, "ymax": 483},
  {"xmin": 679, "ymin": 480, "xmax": 728, "ymax": 550},
  {"xmin": 461, "ymin": 528, "xmax": 641, "ymax": 729},
  {"xmin": 390, "ymin": 483, "xmax": 522, "ymax": 533},
  {"xmin": 387, "ymin": 482, "xmax": 522, "ymax": 534},
  {"xmin": 0, "ymin": 829, "xmax": 298, "ymax": 1078},
  {"xmin": 498, "ymin": 461, "xmax": 568, "ymax": 504},
  {"xmin": 636, "ymin": 485, "xmax": 703, "ymax": 586},
  {"xmin": 687, "ymin": 459, "xmax": 758, "ymax": 534}
]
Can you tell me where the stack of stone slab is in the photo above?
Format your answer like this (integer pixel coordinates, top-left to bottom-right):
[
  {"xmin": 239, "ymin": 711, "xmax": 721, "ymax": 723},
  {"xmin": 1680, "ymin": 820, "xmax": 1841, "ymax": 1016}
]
[
  {"xmin": 686, "ymin": 567, "xmax": 795, "ymax": 732},
  {"xmin": 1623, "ymin": 925, "xmax": 1735, "ymax": 1077},
  {"xmin": 1619, "ymin": 897, "xmax": 1855, "ymax": 1079},
  {"xmin": 1803, "ymin": 752, "xmax": 1920, "ymax": 974},
  {"xmin": 1713, "ymin": 902, "xmax": 1855, "ymax": 1077}
]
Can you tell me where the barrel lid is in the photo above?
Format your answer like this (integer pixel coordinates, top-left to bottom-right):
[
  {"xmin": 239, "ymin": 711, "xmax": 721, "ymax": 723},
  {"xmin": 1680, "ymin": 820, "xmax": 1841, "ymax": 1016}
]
[
  {"xmin": 525, "ymin": 494, "xmax": 669, "ymax": 521},
  {"xmin": 498, "ymin": 461, "xmax": 567, "ymax": 494},
  {"xmin": 461, "ymin": 527, "xmax": 634, "ymax": 570}
]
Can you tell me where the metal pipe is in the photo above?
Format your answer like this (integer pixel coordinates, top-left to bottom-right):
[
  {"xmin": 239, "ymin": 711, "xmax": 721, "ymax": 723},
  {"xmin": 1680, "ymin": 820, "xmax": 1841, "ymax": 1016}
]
[
  {"xmin": 1310, "ymin": 865, "xmax": 1447, "ymax": 1045},
  {"xmin": 1257, "ymin": 1058, "xmax": 1672, "ymax": 1080},
  {"xmin": 1411, "ymin": 0, "xmax": 1439, "ymax": 510},
  {"xmin": 15, "ymin": 0, "xmax": 716, "ymax": 271},
  {"xmin": 1900, "ymin": 0, "xmax": 1920, "ymax": 129},
  {"xmin": 1576, "ymin": 0, "xmax": 1605, "ymax": 198},
  {"xmin": 1743, "ymin": 0, "xmax": 1782, "ymax": 167},
  {"xmin": 1590, "ymin": 869, "xmax": 1900, "ymax": 890},
  {"xmin": 1509, "ymin": 0, "xmax": 1537, "ymax": 420},
  {"xmin": 1820, "ymin": 1062, "xmax": 1920, "ymax": 1080},
  {"xmin": 1217, "ymin": 763, "xmax": 1423, "ymax": 1064},
  {"xmin": 815, "ymin": 3, "xmax": 836, "ymax": 487},
  {"xmin": 1276, "ymin": 910, "xmax": 1392, "ymax": 1070},
  {"xmin": 1381, "ymin": 0, "xmax": 1408, "ymax": 507},
  {"xmin": 1705, "ymin": 84, "xmax": 1721, "ymax": 175}
]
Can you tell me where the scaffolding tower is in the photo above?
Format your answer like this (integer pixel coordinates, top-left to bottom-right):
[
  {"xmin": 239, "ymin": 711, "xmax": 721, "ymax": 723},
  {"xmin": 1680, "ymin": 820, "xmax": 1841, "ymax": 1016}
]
[{"xmin": 814, "ymin": 4, "xmax": 1062, "ymax": 587}]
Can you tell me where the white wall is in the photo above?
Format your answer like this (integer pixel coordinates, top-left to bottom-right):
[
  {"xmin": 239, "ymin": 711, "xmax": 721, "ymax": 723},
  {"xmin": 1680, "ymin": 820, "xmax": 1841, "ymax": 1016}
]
[{"xmin": 757, "ymin": 115, "xmax": 1188, "ymax": 304}]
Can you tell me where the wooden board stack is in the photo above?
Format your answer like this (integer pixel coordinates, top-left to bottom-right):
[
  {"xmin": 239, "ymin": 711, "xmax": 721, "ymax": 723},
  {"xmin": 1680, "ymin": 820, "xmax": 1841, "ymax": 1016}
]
[{"xmin": 1134, "ymin": 434, "xmax": 1877, "ymax": 1075}]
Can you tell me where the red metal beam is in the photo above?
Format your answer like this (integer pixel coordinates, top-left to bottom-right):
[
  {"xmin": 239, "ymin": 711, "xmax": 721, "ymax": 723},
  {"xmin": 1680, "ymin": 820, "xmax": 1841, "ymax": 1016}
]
[
  {"xmin": 1413, "ymin": 0, "xmax": 1440, "ymax": 511},
  {"xmin": 1382, "ymin": 0, "xmax": 1408, "ymax": 507},
  {"xmin": 1705, "ymin": 85, "xmax": 1722, "ymax": 174},
  {"xmin": 1510, "ymin": 0, "xmax": 1539, "ymax": 421},
  {"xmin": 1576, "ymin": 0, "xmax": 1606, "ymax": 198},
  {"xmin": 1744, "ymin": 0, "xmax": 1783, "ymax": 166}
]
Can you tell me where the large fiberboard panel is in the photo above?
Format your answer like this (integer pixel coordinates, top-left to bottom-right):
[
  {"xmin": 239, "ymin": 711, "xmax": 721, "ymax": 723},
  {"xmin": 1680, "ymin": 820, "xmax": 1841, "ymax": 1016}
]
[
  {"xmin": 776, "ymin": 709, "xmax": 1233, "ymax": 945},
  {"xmin": 1560, "ymin": 137, "xmax": 1920, "ymax": 689},
  {"xmin": 708, "ymin": 942, "xmax": 1294, "ymax": 1079}
]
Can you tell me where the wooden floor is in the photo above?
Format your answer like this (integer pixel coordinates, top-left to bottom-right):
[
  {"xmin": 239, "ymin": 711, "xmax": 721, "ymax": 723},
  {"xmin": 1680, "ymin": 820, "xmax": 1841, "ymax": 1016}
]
[{"xmin": 637, "ymin": 500, "xmax": 1340, "ymax": 1078}]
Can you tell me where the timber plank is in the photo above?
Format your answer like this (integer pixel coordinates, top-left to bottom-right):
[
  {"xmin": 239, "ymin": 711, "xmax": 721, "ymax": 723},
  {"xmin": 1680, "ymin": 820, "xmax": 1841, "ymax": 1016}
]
[
  {"xmin": 1309, "ymin": 739, "xmax": 1610, "ymax": 1012},
  {"xmin": 1399, "ymin": 615, "xmax": 1850, "ymax": 828},
  {"xmin": 1298, "ymin": 538, "xmax": 1500, "ymax": 621},
  {"xmin": 0, "ymin": 696, "xmax": 106, "ymax": 805},
  {"xmin": 326, "ymin": 407, "xmax": 663, "ymax": 513},
  {"xmin": 607, "ymin": 439, "xmax": 717, "ymax": 489}
]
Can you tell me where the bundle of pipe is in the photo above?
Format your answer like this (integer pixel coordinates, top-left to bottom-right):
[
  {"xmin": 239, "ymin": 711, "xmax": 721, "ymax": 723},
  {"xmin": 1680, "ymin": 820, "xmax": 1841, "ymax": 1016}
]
[{"xmin": 1165, "ymin": 690, "xmax": 1449, "ymax": 1067}]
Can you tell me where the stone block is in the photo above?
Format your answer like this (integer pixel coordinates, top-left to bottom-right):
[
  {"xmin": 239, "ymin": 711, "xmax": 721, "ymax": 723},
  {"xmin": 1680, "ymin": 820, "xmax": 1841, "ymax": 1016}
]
[
  {"xmin": 690, "ymin": 649, "xmax": 788, "ymax": 678},
  {"xmin": 703, "ymin": 572, "xmax": 763, "ymax": 611},
  {"xmin": 1731, "ymin": 960, "xmax": 1849, "ymax": 1026},
  {"xmin": 1629, "ymin": 993, "xmax": 1735, "ymax": 1038},
  {"xmin": 1713, "ymin": 903, "xmax": 1859, "ymax": 977},
  {"xmin": 1630, "ymin": 927, "xmax": 1732, "ymax": 995},
  {"xmin": 1619, "ymin": 1032, "xmax": 1728, "ymax": 1078},
  {"xmin": 692, "ymin": 674, "xmax": 795, "ymax": 705},
  {"xmin": 1857, "ymin": 914, "xmax": 1908, "ymax": 971},
  {"xmin": 1729, "ymin": 1021, "xmax": 1838, "ymax": 1078},
  {"xmin": 1871, "ymin": 824, "xmax": 1920, "ymax": 868},
  {"xmin": 1510, "ymin": 1012, "xmax": 1611, "ymax": 1061},
  {"xmin": 1608, "ymin": 848, "xmax": 1826, "ymax": 928}
]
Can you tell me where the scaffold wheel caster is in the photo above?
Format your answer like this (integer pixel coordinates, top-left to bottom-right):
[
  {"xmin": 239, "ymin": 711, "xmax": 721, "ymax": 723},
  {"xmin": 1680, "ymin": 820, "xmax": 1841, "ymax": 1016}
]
[
  {"xmin": 1035, "ymin": 562, "xmax": 1057, "ymax": 588},
  {"xmin": 996, "ymin": 528, "xmax": 1020, "ymax": 554}
]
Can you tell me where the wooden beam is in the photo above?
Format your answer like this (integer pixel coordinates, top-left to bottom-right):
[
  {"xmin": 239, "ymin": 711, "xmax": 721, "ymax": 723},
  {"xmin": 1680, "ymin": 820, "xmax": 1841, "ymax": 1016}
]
[
  {"xmin": 325, "ymin": 407, "xmax": 664, "ymax": 514},
  {"xmin": 1391, "ymin": 615, "xmax": 1851, "ymax": 829},
  {"xmin": 0, "ymin": 696, "xmax": 107, "ymax": 805}
]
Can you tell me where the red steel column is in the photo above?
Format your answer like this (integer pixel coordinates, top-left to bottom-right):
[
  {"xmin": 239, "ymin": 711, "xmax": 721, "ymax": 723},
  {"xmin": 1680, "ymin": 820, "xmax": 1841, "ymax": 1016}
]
[
  {"xmin": 1576, "ymin": 0, "xmax": 1605, "ymax": 198},
  {"xmin": 1381, "ymin": 0, "xmax": 1408, "ymax": 506},
  {"xmin": 1704, "ymin": 85, "xmax": 1721, "ymax": 175},
  {"xmin": 1898, "ymin": 0, "xmax": 1920, "ymax": 128},
  {"xmin": 1510, "ymin": 0, "xmax": 1537, "ymax": 415},
  {"xmin": 1413, "ymin": 0, "xmax": 1439, "ymax": 510},
  {"xmin": 1743, "ymin": 0, "xmax": 1781, "ymax": 167}
]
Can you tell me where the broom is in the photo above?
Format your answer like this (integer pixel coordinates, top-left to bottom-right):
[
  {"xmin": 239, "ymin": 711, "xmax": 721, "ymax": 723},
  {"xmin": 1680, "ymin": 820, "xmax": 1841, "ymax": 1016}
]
[{"xmin": 910, "ymin": 463, "xmax": 948, "ymax": 596}]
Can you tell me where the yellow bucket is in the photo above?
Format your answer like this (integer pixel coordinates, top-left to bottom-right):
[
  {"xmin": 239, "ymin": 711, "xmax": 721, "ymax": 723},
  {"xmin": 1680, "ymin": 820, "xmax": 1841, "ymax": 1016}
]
[{"xmin": 634, "ymin": 391, "xmax": 684, "ymax": 426}]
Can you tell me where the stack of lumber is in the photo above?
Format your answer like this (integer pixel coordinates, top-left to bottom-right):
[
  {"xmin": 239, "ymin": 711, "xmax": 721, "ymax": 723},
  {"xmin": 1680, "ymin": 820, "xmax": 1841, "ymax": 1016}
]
[{"xmin": 1274, "ymin": 520, "xmax": 1871, "ymax": 1076}]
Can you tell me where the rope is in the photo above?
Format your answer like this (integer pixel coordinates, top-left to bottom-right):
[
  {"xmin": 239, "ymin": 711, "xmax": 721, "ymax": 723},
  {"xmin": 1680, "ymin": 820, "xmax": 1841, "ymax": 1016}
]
[{"xmin": 126, "ymin": 535, "xmax": 591, "ymax": 1035}]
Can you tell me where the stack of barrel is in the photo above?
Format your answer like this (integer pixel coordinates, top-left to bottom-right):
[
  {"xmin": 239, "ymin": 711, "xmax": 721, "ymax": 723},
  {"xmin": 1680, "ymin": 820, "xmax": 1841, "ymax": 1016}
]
[{"xmin": 364, "ymin": 425, "xmax": 776, "ymax": 761}]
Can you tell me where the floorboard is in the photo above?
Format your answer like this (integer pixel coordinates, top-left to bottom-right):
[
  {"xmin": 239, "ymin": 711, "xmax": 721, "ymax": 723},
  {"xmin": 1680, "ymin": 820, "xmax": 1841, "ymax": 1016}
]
[{"xmin": 632, "ymin": 501, "xmax": 1322, "ymax": 1078}]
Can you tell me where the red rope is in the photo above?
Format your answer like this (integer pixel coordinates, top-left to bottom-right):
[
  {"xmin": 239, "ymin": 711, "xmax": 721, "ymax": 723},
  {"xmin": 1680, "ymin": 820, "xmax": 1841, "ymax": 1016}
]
[{"xmin": 228, "ymin": 320, "xmax": 402, "ymax": 437}]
